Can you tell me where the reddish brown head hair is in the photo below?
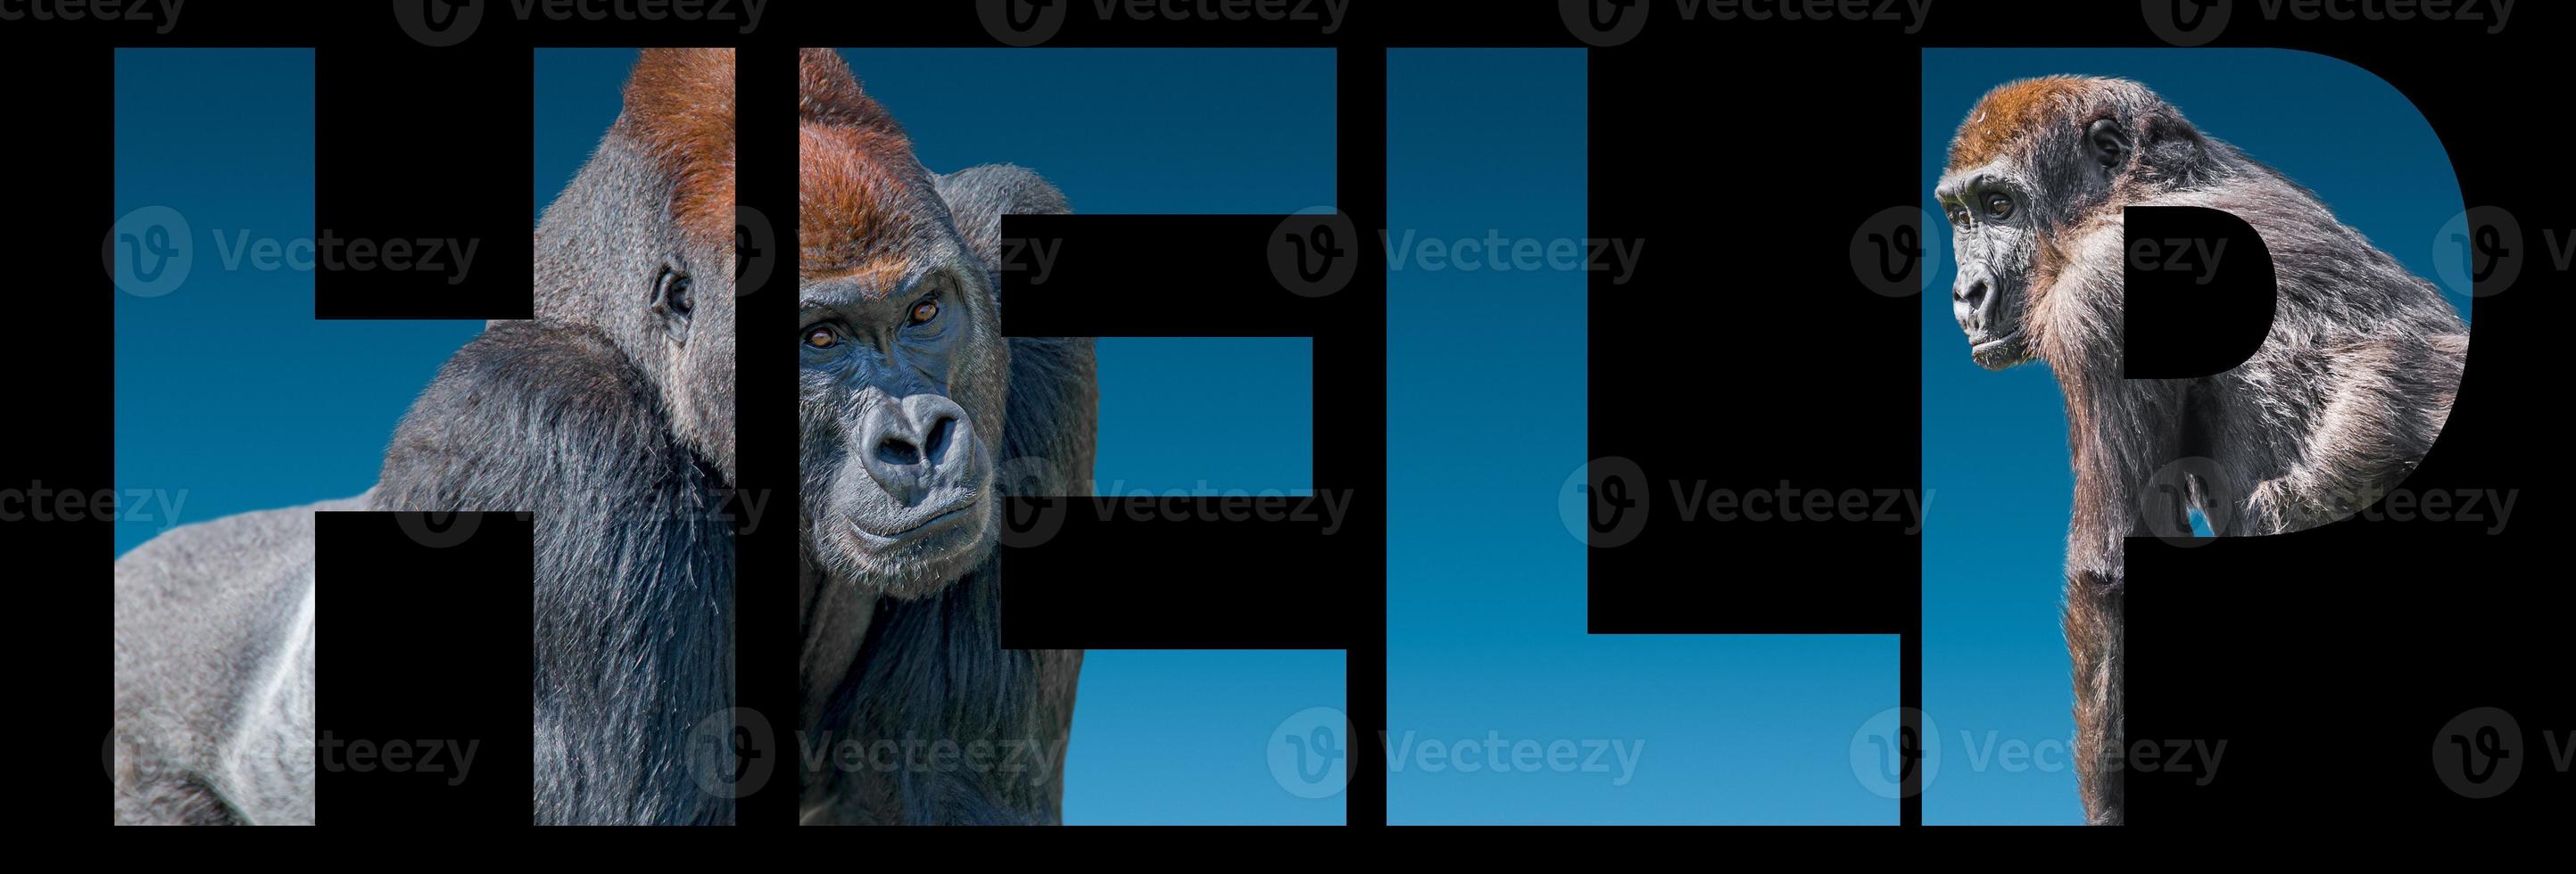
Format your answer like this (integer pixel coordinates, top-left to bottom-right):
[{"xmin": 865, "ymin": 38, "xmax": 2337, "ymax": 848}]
[
  {"xmin": 799, "ymin": 48, "xmax": 947, "ymax": 288},
  {"xmin": 617, "ymin": 47, "xmax": 736, "ymax": 251},
  {"xmin": 1947, "ymin": 75, "xmax": 2089, "ymax": 171}
]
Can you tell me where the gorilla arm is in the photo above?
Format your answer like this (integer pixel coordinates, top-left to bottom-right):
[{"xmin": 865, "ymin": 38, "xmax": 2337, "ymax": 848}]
[
  {"xmin": 114, "ymin": 492, "xmax": 362, "ymax": 825},
  {"xmin": 375, "ymin": 321, "xmax": 735, "ymax": 826}
]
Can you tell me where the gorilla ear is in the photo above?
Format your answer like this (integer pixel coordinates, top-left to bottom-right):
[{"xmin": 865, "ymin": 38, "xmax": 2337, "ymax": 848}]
[
  {"xmin": 2085, "ymin": 118, "xmax": 2131, "ymax": 169},
  {"xmin": 933, "ymin": 164, "xmax": 1071, "ymax": 273}
]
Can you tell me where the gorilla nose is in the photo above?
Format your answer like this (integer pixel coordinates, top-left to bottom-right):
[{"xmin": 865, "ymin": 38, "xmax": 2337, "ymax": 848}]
[
  {"xmin": 1956, "ymin": 277, "xmax": 1990, "ymax": 310},
  {"xmin": 859, "ymin": 395, "xmax": 974, "ymax": 505},
  {"xmin": 1953, "ymin": 277, "xmax": 1992, "ymax": 330}
]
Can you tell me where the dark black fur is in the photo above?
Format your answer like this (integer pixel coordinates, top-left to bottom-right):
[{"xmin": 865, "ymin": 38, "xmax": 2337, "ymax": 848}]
[
  {"xmin": 794, "ymin": 171, "xmax": 1096, "ymax": 823},
  {"xmin": 375, "ymin": 323, "xmax": 734, "ymax": 825}
]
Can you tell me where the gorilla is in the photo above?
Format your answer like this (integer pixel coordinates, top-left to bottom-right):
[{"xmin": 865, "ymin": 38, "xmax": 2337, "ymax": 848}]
[
  {"xmin": 112, "ymin": 48, "xmax": 739, "ymax": 825},
  {"xmin": 795, "ymin": 48, "xmax": 1093, "ymax": 826},
  {"xmin": 1937, "ymin": 76, "xmax": 2467, "ymax": 825}
]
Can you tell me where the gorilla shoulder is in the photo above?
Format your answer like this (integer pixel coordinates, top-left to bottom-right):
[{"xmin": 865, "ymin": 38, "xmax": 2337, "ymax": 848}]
[{"xmin": 374, "ymin": 321, "xmax": 719, "ymax": 515}]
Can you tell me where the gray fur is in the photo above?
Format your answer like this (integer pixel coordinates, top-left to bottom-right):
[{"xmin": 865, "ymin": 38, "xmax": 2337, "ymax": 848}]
[
  {"xmin": 113, "ymin": 493, "xmax": 362, "ymax": 825},
  {"xmin": 1940, "ymin": 77, "xmax": 2466, "ymax": 825}
]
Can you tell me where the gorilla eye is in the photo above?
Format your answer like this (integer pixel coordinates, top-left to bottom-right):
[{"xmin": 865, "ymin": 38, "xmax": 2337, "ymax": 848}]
[
  {"xmin": 1983, "ymin": 192, "xmax": 2013, "ymax": 219},
  {"xmin": 907, "ymin": 299, "xmax": 940, "ymax": 326},
  {"xmin": 804, "ymin": 326, "xmax": 838, "ymax": 349}
]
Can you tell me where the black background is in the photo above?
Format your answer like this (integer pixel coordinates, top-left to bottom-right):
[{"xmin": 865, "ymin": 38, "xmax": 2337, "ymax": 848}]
[{"xmin": 35, "ymin": 0, "xmax": 2568, "ymax": 831}]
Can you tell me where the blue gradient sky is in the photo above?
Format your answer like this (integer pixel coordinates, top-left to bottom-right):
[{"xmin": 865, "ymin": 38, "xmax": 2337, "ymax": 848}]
[
  {"xmin": 114, "ymin": 49, "xmax": 478, "ymax": 556},
  {"xmin": 1919, "ymin": 49, "xmax": 2465, "ymax": 824},
  {"xmin": 1387, "ymin": 50, "xmax": 1899, "ymax": 825}
]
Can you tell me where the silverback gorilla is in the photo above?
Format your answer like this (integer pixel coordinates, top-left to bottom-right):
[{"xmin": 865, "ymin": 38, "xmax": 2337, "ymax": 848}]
[
  {"xmin": 1938, "ymin": 77, "xmax": 2466, "ymax": 825},
  {"xmin": 796, "ymin": 49, "xmax": 1093, "ymax": 825},
  {"xmin": 113, "ymin": 48, "xmax": 739, "ymax": 825}
]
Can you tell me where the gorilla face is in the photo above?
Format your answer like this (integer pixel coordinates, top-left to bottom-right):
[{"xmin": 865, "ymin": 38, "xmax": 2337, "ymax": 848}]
[
  {"xmin": 1940, "ymin": 86, "xmax": 2148, "ymax": 372},
  {"xmin": 1937, "ymin": 163, "xmax": 2044, "ymax": 371},
  {"xmin": 799, "ymin": 233, "xmax": 1012, "ymax": 600}
]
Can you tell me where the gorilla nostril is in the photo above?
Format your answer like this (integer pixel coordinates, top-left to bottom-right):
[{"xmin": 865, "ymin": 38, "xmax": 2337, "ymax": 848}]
[
  {"xmin": 922, "ymin": 415, "xmax": 957, "ymax": 466},
  {"xmin": 1959, "ymin": 279, "xmax": 1990, "ymax": 309},
  {"xmin": 875, "ymin": 435, "xmax": 922, "ymax": 467}
]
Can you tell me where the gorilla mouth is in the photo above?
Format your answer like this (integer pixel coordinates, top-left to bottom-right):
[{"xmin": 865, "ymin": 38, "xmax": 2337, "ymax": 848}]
[
  {"xmin": 849, "ymin": 497, "xmax": 982, "ymax": 541},
  {"xmin": 1970, "ymin": 328, "xmax": 2030, "ymax": 369}
]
